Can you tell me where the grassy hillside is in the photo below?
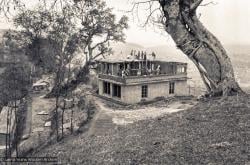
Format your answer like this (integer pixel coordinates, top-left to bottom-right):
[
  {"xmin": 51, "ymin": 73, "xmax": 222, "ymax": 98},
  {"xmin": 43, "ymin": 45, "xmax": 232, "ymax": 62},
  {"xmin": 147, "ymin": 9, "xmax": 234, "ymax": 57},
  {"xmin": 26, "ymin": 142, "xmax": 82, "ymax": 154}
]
[{"xmin": 30, "ymin": 95, "xmax": 250, "ymax": 164}]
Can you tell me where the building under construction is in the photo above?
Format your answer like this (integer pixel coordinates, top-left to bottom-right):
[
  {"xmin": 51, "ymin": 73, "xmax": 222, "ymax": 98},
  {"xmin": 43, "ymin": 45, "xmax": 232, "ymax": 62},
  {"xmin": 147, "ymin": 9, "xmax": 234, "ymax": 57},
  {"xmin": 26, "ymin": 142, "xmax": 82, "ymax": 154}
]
[{"xmin": 96, "ymin": 51, "xmax": 188, "ymax": 104}]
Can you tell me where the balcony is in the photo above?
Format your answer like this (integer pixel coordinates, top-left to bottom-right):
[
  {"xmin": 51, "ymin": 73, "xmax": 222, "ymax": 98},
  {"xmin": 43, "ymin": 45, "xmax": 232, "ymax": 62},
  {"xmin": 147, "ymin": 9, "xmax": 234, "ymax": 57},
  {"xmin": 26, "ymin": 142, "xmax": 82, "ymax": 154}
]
[
  {"xmin": 98, "ymin": 72, "xmax": 187, "ymax": 85},
  {"xmin": 98, "ymin": 74, "xmax": 125, "ymax": 84},
  {"xmin": 97, "ymin": 59, "xmax": 188, "ymax": 85}
]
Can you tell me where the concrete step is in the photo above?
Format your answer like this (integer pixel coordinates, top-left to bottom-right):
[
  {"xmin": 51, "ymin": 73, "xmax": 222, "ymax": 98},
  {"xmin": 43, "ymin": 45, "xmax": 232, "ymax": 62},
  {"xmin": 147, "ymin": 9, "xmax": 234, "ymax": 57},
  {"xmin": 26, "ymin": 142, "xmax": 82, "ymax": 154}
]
[{"xmin": 91, "ymin": 113, "xmax": 115, "ymax": 135}]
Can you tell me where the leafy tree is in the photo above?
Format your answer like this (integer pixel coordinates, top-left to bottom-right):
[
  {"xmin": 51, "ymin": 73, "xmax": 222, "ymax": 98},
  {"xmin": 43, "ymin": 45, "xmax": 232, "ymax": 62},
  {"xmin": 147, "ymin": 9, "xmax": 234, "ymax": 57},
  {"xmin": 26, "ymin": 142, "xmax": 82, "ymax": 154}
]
[
  {"xmin": 46, "ymin": 7, "xmax": 80, "ymax": 140},
  {"xmin": 73, "ymin": 0, "xmax": 128, "ymax": 62},
  {"xmin": 45, "ymin": 0, "xmax": 128, "ymax": 96},
  {"xmin": 13, "ymin": 8, "xmax": 57, "ymax": 73},
  {"xmin": 12, "ymin": 0, "xmax": 128, "ymax": 71},
  {"xmin": 0, "ymin": 30, "xmax": 31, "ymax": 105},
  {"xmin": 5, "ymin": 5, "xmax": 80, "ymax": 140},
  {"xmin": 11, "ymin": 1, "xmax": 128, "ymax": 96}
]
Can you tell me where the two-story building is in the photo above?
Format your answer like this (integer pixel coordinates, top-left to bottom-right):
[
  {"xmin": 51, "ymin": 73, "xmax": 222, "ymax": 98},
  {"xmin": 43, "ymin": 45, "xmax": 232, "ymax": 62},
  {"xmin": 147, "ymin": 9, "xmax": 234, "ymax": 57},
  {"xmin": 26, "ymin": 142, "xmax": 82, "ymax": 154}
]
[{"xmin": 96, "ymin": 52, "xmax": 188, "ymax": 104}]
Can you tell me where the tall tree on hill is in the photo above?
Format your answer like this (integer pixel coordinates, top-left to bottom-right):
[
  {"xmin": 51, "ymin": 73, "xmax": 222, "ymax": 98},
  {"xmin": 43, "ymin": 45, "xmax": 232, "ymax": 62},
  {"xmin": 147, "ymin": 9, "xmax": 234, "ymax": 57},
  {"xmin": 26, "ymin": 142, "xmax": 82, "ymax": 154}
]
[
  {"xmin": 47, "ymin": 0, "xmax": 128, "ymax": 96},
  {"xmin": 1, "ymin": 0, "xmax": 128, "ymax": 65},
  {"xmin": 13, "ymin": 6, "xmax": 81, "ymax": 140},
  {"xmin": 13, "ymin": 8, "xmax": 57, "ymax": 73},
  {"xmin": 131, "ymin": 0, "xmax": 242, "ymax": 97},
  {"xmin": 46, "ymin": 7, "xmax": 80, "ymax": 141},
  {"xmin": 10, "ymin": 0, "xmax": 128, "ymax": 97}
]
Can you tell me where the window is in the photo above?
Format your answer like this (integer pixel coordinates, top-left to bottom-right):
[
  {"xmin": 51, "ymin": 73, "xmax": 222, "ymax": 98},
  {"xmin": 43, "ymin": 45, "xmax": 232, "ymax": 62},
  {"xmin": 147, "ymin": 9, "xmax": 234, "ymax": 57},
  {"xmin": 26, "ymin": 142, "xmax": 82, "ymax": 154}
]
[
  {"xmin": 103, "ymin": 81, "xmax": 111, "ymax": 95},
  {"xmin": 169, "ymin": 82, "xmax": 175, "ymax": 94},
  {"xmin": 141, "ymin": 85, "xmax": 148, "ymax": 98},
  {"xmin": 113, "ymin": 84, "xmax": 121, "ymax": 98}
]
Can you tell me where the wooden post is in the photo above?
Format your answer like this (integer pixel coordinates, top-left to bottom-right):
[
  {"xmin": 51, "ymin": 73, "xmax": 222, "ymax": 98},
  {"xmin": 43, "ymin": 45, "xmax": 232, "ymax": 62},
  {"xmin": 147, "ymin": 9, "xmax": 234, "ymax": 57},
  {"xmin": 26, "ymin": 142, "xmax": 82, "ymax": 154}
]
[
  {"xmin": 117, "ymin": 63, "xmax": 119, "ymax": 76},
  {"xmin": 104, "ymin": 63, "xmax": 107, "ymax": 74},
  {"xmin": 110, "ymin": 83, "xmax": 113, "ymax": 97},
  {"xmin": 111, "ymin": 63, "xmax": 114, "ymax": 75}
]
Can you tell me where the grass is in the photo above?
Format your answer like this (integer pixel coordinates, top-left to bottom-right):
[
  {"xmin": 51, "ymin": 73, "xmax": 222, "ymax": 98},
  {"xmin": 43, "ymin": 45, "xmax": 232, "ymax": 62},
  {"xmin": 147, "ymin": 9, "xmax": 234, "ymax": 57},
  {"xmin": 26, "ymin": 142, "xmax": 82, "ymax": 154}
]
[{"xmin": 29, "ymin": 95, "xmax": 250, "ymax": 164}]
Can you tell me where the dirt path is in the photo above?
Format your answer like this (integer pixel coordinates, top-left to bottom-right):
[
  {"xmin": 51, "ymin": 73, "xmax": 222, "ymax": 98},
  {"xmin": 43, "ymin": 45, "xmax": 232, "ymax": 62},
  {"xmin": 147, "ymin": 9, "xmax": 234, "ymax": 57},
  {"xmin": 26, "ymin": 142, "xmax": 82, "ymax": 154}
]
[
  {"xmin": 87, "ymin": 97, "xmax": 197, "ymax": 136},
  {"xmin": 19, "ymin": 93, "xmax": 55, "ymax": 155},
  {"xmin": 31, "ymin": 94, "xmax": 55, "ymax": 131},
  {"xmin": 87, "ymin": 109, "xmax": 115, "ymax": 136}
]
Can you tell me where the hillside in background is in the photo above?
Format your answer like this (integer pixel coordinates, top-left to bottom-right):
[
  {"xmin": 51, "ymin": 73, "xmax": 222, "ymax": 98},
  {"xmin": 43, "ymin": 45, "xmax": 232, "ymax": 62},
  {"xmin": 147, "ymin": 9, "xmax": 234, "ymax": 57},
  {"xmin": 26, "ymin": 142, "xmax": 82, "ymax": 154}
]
[{"xmin": 111, "ymin": 42, "xmax": 250, "ymax": 63}]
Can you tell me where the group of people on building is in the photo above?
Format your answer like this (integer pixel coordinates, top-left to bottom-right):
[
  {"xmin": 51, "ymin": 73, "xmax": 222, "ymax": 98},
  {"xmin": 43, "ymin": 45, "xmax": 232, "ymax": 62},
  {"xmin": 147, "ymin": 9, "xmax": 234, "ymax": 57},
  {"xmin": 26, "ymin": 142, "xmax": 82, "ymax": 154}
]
[
  {"xmin": 117, "ymin": 50, "xmax": 159, "ymax": 77},
  {"xmin": 127, "ymin": 50, "xmax": 156, "ymax": 61},
  {"xmin": 100, "ymin": 50, "xmax": 161, "ymax": 77},
  {"xmin": 120, "ymin": 64, "xmax": 161, "ymax": 78}
]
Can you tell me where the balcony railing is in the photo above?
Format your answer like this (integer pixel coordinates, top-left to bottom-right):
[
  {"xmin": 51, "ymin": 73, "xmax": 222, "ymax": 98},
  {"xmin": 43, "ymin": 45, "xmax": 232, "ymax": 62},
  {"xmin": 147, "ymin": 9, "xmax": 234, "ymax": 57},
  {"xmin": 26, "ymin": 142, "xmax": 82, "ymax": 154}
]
[
  {"xmin": 98, "ymin": 74, "xmax": 126, "ymax": 84},
  {"xmin": 98, "ymin": 72, "xmax": 187, "ymax": 85}
]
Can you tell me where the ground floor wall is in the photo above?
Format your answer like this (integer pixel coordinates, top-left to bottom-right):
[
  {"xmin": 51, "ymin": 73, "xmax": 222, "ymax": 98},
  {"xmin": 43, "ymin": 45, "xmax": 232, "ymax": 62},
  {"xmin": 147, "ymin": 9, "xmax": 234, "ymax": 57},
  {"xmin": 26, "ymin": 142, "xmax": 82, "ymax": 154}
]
[
  {"xmin": 98, "ymin": 79, "xmax": 188, "ymax": 104},
  {"xmin": 122, "ymin": 81, "xmax": 188, "ymax": 104}
]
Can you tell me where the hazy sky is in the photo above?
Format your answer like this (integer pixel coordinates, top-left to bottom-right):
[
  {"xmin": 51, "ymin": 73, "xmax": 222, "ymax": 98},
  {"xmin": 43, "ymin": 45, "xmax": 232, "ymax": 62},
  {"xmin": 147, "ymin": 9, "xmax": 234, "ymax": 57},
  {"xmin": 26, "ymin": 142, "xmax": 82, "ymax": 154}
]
[
  {"xmin": 105, "ymin": 0, "xmax": 250, "ymax": 46},
  {"xmin": 0, "ymin": 0, "xmax": 250, "ymax": 46}
]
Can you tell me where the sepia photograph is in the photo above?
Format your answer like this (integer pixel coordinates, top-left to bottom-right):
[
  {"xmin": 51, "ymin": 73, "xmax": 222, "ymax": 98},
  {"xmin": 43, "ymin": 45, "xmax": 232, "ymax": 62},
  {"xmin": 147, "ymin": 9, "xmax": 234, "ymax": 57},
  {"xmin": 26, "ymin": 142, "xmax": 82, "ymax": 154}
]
[{"xmin": 0, "ymin": 0, "xmax": 249, "ymax": 164}]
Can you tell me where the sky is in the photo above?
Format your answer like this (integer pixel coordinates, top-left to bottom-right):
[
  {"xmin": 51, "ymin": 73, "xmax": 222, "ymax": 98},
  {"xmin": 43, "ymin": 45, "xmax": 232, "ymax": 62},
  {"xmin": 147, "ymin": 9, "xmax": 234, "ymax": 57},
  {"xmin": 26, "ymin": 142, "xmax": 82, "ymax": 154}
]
[
  {"xmin": 0, "ymin": 0, "xmax": 250, "ymax": 47},
  {"xmin": 105, "ymin": 0, "xmax": 250, "ymax": 46}
]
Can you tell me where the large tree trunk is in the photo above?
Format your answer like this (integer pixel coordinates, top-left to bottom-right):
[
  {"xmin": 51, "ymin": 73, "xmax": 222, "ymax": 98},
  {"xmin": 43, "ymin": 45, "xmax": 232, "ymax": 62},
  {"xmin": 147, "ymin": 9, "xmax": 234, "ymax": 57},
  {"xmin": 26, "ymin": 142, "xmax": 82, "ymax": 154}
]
[{"xmin": 159, "ymin": 0, "xmax": 243, "ymax": 96}]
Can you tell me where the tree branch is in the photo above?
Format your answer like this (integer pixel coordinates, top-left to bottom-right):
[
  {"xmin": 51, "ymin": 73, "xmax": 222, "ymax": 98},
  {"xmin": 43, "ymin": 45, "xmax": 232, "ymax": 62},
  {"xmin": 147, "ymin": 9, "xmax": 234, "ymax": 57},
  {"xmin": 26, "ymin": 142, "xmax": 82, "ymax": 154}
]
[
  {"xmin": 128, "ymin": 0, "xmax": 162, "ymax": 28},
  {"xmin": 127, "ymin": 0, "xmax": 158, "ymax": 13},
  {"xmin": 91, "ymin": 33, "xmax": 110, "ymax": 51},
  {"xmin": 143, "ymin": 7, "xmax": 161, "ymax": 27},
  {"xmin": 199, "ymin": 1, "xmax": 218, "ymax": 7},
  {"xmin": 190, "ymin": 0, "xmax": 203, "ymax": 11}
]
